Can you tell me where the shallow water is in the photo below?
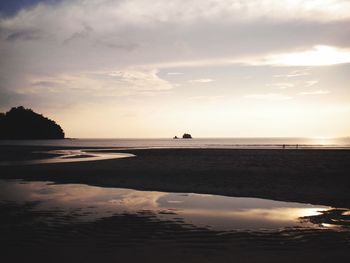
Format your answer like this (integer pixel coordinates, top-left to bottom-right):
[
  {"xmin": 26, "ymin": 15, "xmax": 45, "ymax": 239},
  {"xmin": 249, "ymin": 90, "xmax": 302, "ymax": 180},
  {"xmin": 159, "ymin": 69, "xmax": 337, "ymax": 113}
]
[
  {"xmin": 2, "ymin": 179, "xmax": 350, "ymax": 262},
  {"xmin": 0, "ymin": 149, "xmax": 134, "ymax": 166},
  {"xmin": 1, "ymin": 180, "xmax": 348, "ymax": 232}
]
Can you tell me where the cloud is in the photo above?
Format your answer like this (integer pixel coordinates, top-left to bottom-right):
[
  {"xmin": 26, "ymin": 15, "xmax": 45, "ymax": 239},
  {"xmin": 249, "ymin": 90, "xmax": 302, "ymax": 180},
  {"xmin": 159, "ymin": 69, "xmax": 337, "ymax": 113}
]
[
  {"xmin": 4, "ymin": 28, "xmax": 44, "ymax": 42},
  {"xmin": 304, "ymin": 80, "xmax": 319, "ymax": 87},
  {"xmin": 188, "ymin": 78, "xmax": 214, "ymax": 83},
  {"xmin": 63, "ymin": 24, "xmax": 93, "ymax": 44},
  {"xmin": 245, "ymin": 93, "xmax": 293, "ymax": 101},
  {"xmin": 273, "ymin": 69, "xmax": 311, "ymax": 78},
  {"xmin": 267, "ymin": 82, "xmax": 295, "ymax": 89},
  {"xmin": 0, "ymin": 88, "xmax": 24, "ymax": 110},
  {"xmin": 0, "ymin": 0, "xmax": 350, "ymax": 108},
  {"xmin": 108, "ymin": 68, "xmax": 173, "ymax": 92},
  {"xmin": 189, "ymin": 95, "xmax": 223, "ymax": 101},
  {"xmin": 298, "ymin": 90, "xmax": 330, "ymax": 95},
  {"xmin": 264, "ymin": 45, "xmax": 350, "ymax": 66},
  {"xmin": 48, "ymin": 0, "xmax": 350, "ymax": 24},
  {"xmin": 26, "ymin": 68, "xmax": 173, "ymax": 98},
  {"xmin": 1, "ymin": 2, "xmax": 350, "ymax": 74},
  {"xmin": 166, "ymin": 72, "xmax": 184, "ymax": 75}
]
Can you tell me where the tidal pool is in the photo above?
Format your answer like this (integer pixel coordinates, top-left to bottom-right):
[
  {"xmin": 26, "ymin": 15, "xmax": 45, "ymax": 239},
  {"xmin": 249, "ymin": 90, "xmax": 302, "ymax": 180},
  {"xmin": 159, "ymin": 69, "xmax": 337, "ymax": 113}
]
[
  {"xmin": 0, "ymin": 149, "xmax": 134, "ymax": 166},
  {"xmin": 0, "ymin": 179, "xmax": 347, "ymax": 232}
]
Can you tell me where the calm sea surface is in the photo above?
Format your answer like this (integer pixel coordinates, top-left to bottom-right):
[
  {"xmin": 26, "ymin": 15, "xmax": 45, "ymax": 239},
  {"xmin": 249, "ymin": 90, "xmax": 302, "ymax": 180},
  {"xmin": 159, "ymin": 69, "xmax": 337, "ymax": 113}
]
[{"xmin": 1, "ymin": 137, "xmax": 350, "ymax": 149}]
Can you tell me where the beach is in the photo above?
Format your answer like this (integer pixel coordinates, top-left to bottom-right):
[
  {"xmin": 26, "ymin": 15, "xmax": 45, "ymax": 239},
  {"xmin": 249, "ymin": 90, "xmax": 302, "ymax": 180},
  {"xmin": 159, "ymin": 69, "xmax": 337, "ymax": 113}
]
[
  {"xmin": 1, "ymin": 146, "xmax": 350, "ymax": 208},
  {"xmin": 1, "ymin": 146, "xmax": 350, "ymax": 263}
]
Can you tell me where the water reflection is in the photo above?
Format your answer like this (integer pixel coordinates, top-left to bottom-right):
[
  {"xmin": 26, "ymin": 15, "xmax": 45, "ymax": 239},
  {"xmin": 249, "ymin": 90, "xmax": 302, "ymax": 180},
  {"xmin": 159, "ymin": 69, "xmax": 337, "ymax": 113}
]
[
  {"xmin": 0, "ymin": 149, "xmax": 134, "ymax": 166},
  {"xmin": 0, "ymin": 180, "xmax": 348, "ymax": 231},
  {"xmin": 300, "ymin": 209, "xmax": 350, "ymax": 229}
]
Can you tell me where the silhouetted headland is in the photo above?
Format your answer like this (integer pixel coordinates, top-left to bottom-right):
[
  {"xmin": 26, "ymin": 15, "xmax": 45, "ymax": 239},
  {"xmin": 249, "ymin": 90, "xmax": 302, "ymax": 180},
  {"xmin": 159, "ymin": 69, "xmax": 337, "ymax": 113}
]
[{"xmin": 0, "ymin": 106, "xmax": 64, "ymax": 139}]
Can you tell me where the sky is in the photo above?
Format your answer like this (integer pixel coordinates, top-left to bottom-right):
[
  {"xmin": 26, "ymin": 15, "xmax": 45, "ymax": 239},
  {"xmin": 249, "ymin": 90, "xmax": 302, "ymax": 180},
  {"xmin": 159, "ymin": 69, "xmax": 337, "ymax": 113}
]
[{"xmin": 0, "ymin": 0, "xmax": 350, "ymax": 138}]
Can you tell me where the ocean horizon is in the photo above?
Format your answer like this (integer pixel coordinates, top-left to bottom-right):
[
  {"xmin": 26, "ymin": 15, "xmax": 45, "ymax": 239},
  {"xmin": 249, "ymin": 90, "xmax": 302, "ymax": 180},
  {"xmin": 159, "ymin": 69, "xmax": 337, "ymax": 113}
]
[{"xmin": 1, "ymin": 137, "xmax": 349, "ymax": 149}]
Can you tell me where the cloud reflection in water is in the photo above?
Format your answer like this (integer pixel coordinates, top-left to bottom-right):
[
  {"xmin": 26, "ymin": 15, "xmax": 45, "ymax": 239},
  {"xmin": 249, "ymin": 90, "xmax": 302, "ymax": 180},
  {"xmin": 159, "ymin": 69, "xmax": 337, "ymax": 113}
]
[{"xmin": 0, "ymin": 180, "xmax": 342, "ymax": 231}]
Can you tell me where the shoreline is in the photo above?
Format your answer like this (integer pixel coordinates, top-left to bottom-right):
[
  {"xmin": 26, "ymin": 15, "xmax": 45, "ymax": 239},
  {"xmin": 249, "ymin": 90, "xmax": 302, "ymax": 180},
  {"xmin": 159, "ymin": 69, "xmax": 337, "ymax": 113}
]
[{"xmin": 0, "ymin": 146, "xmax": 350, "ymax": 208}]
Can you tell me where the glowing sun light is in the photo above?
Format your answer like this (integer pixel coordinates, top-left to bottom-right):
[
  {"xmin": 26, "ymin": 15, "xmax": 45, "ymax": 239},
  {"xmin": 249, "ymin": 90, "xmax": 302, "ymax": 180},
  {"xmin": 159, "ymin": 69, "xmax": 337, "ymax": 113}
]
[{"xmin": 267, "ymin": 45, "xmax": 350, "ymax": 66}]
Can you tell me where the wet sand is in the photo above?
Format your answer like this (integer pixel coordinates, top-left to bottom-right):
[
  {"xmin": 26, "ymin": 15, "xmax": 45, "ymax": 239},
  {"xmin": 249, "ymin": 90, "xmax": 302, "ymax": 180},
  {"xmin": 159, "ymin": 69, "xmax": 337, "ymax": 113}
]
[
  {"xmin": 1, "ymin": 201, "xmax": 349, "ymax": 263},
  {"xmin": 0, "ymin": 146, "xmax": 349, "ymax": 208}
]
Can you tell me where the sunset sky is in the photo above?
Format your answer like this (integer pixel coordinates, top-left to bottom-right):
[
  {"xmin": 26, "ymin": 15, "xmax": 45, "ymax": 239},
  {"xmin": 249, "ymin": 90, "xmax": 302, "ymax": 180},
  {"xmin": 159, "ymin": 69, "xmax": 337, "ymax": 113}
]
[{"xmin": 1, "ymin": 0, "xmax": 350, "ymax": 138}]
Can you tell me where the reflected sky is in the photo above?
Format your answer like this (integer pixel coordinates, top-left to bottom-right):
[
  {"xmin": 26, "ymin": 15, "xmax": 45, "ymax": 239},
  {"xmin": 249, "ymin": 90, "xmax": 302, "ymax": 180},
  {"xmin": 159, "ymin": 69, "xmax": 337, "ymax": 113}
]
[
  {"xmin": 1, "ymin": 179, "xmax": 345, "ymax": 232},
  {"xmin": 0, "ymin": 149, "xmax": 134, "ymax": 166}
]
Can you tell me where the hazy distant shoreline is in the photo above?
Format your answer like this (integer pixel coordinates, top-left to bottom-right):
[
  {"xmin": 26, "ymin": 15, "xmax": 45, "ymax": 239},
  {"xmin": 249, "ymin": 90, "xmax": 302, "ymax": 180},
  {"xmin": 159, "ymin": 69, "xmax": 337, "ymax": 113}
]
[{"xmin": 0, "ymin": 146, "xmax": 349, "ymax": 208}]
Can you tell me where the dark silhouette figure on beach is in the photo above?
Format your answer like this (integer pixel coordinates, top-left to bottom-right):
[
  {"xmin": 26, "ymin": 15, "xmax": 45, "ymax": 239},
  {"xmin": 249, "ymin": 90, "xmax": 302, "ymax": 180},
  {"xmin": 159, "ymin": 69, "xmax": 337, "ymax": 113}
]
[
  {"xmin": 283, "ymin": 144, "xmax": 286, "ymax": 149},
  {"xmin": 0, "ymin": 106, "xmax": 65, "ymax": 139}
]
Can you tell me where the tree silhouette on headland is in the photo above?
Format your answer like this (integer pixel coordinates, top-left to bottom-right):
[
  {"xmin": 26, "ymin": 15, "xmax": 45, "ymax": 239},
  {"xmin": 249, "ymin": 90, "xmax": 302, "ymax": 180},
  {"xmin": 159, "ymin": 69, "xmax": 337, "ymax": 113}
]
[{"xmin": 0, "ymin": 106, "xmax": 65, "ymax": 139}]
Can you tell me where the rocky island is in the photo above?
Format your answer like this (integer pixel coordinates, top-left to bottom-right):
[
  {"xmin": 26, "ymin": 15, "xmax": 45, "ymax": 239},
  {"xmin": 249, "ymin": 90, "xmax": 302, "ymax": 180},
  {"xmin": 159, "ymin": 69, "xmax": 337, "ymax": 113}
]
[
  {"xmin": 182, "ymin": 133, "xmax": 192, "ymax": 139},
  {"xmin": 0, "ymin": 106, "xmax": 65, "ymax": 139}
]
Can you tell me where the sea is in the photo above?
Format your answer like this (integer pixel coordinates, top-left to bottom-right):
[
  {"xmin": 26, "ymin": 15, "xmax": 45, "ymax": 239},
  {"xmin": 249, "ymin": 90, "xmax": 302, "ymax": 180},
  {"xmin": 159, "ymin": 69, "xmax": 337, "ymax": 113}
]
[{"xmin": 1, "ymin": 137, "xmax": 350, "ymax": 149}]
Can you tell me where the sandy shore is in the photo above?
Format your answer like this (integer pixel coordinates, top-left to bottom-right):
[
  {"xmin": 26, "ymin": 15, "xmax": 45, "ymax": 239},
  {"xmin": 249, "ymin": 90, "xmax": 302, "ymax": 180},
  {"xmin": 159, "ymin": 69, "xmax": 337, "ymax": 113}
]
[
  {"xmin": 1, "ymin": 146, "xmax": 349, "ymax": 208},
  {"xmin": 1, "ymin": 146, "xmax": 350, "ymax": 262}
]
